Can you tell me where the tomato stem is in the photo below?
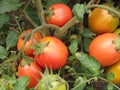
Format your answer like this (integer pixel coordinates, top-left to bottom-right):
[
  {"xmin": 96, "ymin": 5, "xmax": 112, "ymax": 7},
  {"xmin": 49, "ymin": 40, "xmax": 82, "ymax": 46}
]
[{"xmin": 85, "ymin": 4, "xmax": 120, "ymax": 18}]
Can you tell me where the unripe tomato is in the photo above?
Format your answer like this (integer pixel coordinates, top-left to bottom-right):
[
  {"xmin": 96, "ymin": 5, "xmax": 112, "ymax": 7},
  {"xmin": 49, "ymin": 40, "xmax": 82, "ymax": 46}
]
[
  {"xmin": 36, "ymin": 74, "xmax": 66, "ymax": 90},
  {"xmin": 106, "ymin": 61, "xmax": 120, "ymax": 84},
  {"xmin": 88, "ymin": 4, "xmax": 119, "ymax": 35},
  {"xmin": 37, "ymin": 81, "xmax": 66, "ymax": 90},
  {"xmin": 34, "ymin": 36, "xmax": 68, "ymax": 70},
  {"xmin": 89, "ymin": 33, "xmax": 120, "ymax": 66},
  {"xmin": 46, "ymin": 4, "xmax": 73, "ymax": 27},
  {"xmin": 18, "ymin": 59, "xmax": 42, "ymax": 88},
  {"xmin": 17, "ymin": 29, "xmax": 42, "ymax": 56}
]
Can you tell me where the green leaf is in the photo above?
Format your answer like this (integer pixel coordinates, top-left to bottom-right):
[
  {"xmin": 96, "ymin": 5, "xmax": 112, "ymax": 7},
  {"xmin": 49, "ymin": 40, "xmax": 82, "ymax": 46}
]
[
  {"xmin": 107, "ymin": 83, "xmax": 114, "ymax": 90},
  {"xmin": 0, "ymin": 46, "xmax": 8, "ymax": 59},
  {"xmin": 107, "ymin": 72, "xmax": 115, "ymax": 81},
  {"xmin": 6, "ymin": 30, "xmax": 19, "ymax": 49},
  {"xmin": 69, "ymin": 40, "xmax": 78, "ymax": 54},
  {"xmin": 72, "ymin": 4, "xmax": 85, "ymax": 22},
  {"xmin": 72, "ymin": 76, "xmax": 87, "ymax": 90},
  {"xmin": 13, "ymin": 76, "xmax": 29, "ymax": 90},
  {"xmin": 75, "ymin": 52, "xmax": 100, "ymax": 76},
  {"xmin": 0, "ymin": 0, "xmax": 23, "ymax": 13},
  {"xmin": 0, "ymin": 14, "xmax": 9, "ymax": 28}
]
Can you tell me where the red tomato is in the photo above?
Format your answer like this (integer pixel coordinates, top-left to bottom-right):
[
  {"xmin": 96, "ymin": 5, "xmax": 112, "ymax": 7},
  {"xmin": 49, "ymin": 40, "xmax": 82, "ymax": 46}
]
[
  {"xmin": 89, "ymin": 33, "xmax": 120, "ymax": 66},
  {"xmin": 17, "ymin": 29, "xmax": 42, "ymax": 56},
  {"xmin": 34, "ymin": 36, "xmax": 68, "ymax": 70},
  {"xmin": 88, "ymin": 4, "xmax": 119, "ymax": 35},
  {"xmin": 18, "ymin": 59, "xmax": 42, "ymax": 88},
  {"xmin": 46, "ymin": 4, "xmax": 73, "ymax": 27}
]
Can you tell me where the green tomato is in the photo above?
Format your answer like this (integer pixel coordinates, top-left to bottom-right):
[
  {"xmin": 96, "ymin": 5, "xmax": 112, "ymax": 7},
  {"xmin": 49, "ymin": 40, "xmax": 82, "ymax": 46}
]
[
  {"xmin": 113, "ymin": 28, "xmax": 120, "ymax": 35},
  {"xmin": 37, "ymin": 81, "xmax": 66, "ymax": 90}
]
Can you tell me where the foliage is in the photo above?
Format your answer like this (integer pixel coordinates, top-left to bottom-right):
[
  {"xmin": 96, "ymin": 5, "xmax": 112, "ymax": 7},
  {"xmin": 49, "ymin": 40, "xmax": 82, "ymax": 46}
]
[{"xmin": 0, "ymin": 0, "xmax": 120, "ymax": 90}]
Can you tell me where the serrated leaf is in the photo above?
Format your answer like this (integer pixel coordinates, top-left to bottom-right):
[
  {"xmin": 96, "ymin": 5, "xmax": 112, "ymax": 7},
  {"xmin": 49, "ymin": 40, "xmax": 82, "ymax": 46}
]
[
  {"xmin": 13, "ymin": 76, "xmax": 29, "ymax": 90},
  {"xmin": 0, "ymin": 14, "xmax": 9, "ymax": 28},
  {"xmin": 72, "ymin": 4, "xmax": 85, "ymax": 22},
  {"xmin": 0, "ymin": 0, "xmax": 23, "ymax": 13},
  {"xmin": 75, "ymin": 52, "xmax": 100, "ymax": 76},
  {"xmin": 6, "ymin": 30, "xmax": 19, "ymax": 49},
  {"xmin": 107, "ymin": 72, "xmax": 115, "ymax": 81},
  {"xmin": 72, "ymin": 76, "xmax": 87, "ymax": 90},
  {"xmin": 69, "ymin": 40, "xmax": 78, "ymax": 54},
  {"xmin": 0, "ymin": 46, "xmax": 8, "ymax": 59}
]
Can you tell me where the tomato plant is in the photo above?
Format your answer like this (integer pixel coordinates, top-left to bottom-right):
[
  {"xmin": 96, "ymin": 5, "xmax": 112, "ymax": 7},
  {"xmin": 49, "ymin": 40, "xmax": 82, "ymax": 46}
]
[
  {"xmin": 34, "ymin": 36, "xmax": 68, "ymax": 70},
  {"xmin": 1, "ymin": 0, "xmax": 120, "ymax": 90},
  {"xmin": 17, "ymin": 29, "xmax": 42, "ymax": 56},
  {"xmin": 88, "ymin": 4, "xmax": 119, "ymax": 35},
  {"xmin": 18, "ymin": 59, "xmax": 43, "ymax": 88},
  {"xmin": 46, "ymin": 3, "xmax": 73, "ymax": 27},
  {"xmin": 89, "ymin": 33, "xmax": 120, "ymax": 66},
  {"xmin": 106, "ymin": 61, "xmax": 120, "ymax": 85}
]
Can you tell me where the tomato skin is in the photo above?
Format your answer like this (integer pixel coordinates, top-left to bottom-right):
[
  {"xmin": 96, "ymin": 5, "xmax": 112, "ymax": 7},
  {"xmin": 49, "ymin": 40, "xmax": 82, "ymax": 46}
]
[
  {"xmin": 17, "ymin": 29, "xmax": 42, "ymax": 56},
  {"xmin": 88, "ymin": 5, "xmax": 119, "ymax": 35},
  {"xmin": 37, "ymin": 81, "xmax": 66, "ymax": 90},
  {"xmin": 46, "ymin": 4, "xmax": 72, "ymax": 27},
  {"xmin": 106, "ymin": 61, "xmax": 120, "ymax": 84},
  {"xmin": 89, "ymin": 33, "xmax": 120, "ymax": 66},
  {"xmin": 18, "ymin": 60, "xmax": 42, "ymax": 88},
  {"xmin": 35, "ymin": 36, "xmax": 68, "ymax": 70}
]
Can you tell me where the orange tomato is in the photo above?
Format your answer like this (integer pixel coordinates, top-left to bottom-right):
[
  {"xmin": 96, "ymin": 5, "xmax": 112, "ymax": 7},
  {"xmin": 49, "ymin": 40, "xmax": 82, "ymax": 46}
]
[{"xmin": 88, "ymin": 4, "xmax": 119, "ymax": 35}]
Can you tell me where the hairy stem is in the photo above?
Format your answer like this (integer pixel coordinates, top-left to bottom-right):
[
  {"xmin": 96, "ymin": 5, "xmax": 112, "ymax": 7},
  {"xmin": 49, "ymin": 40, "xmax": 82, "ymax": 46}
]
[{"xmin": 85, "ymin": 4, "xmax": 120, "ymax": 18}]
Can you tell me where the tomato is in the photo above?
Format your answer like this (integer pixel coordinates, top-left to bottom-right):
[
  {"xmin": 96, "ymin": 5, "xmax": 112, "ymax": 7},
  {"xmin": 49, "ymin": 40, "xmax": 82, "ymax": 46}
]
[
  {"xmin": 34, "ymin": 36, "xmax": 68, "ymax": 70},
  {"xmin": 88, "ymin": 33, "xmax": 120, "ymax": 66},
  {"xmin": 37, "ymin": 81, "xmax": 66, "ymax": 90},
  {"xmin": 106, "ymin": 60, "xmax": 120, "ymax": 85},
  {"xmin": 46, "ymin": 4, "xmax": 73, "ymax": 27},
  {"xmin": 17, "ymin": 29, "xmax": 42, "ymax": 56},
  {"xmin": 18, "ymin": 59, "xmax": 42, "ymax": 88},
  {"xmin": 36, "ymin": 74, "xmax": 66, "ymax": 90},
  {"xmin": 88, "ymin": 4, "xmax": 119, "ymax": 35}
]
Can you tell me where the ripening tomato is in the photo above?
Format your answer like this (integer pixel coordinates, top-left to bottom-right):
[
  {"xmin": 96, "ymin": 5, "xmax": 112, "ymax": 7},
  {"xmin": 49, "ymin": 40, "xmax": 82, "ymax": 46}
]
[
  {"xmin": 46, "ymin": 4, "xmax": 73, "ymax": 27},
  {"xmin": 88, "ymin": 4, "xmax": 119, "ymax": 35},
  {"xmin": 17, "ymin": 29, "xmax": 42, "ymax": 56},
  {"xmin": 89, "ymin": 33, "xmax": 120, "ymax": 66},
  {"xmin": 34, "ymin": 36, "xmax": 68, "ymax": 70},
  {"xmin": 106, "ymin": 60, "xmax": 120, "ymax": 85},
  {"xmin": 18, "ymin": 59, "xmax": 42, "ymax": 88}
]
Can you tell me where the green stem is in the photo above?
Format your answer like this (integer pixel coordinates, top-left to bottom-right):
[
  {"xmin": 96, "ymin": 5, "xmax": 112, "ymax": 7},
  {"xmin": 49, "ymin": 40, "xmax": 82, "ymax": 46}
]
[
  {"xmin": 85, "ymin": 4, "xmax": 120, "ymax": 18},
  {"xmin": 54, "ymin": 16, "xmax": 79, "ymax": 37},
  {"xmin": 98, "ymin": 76, "xmax": 120, "ymax": 90},
  {"xmin": 34, "ymin": 0, "xmax": 46, "ymax": 24},
  {"xmin": 12, "ymin": 13, "xmax": 22, "ymax": 33},
  {"xmin": 22, "ymin": 10, "xmax": 38, "ymax": 28},
  {"xmin": 23, "ymin": 0, "xmax": 31, "ymax": 11}
]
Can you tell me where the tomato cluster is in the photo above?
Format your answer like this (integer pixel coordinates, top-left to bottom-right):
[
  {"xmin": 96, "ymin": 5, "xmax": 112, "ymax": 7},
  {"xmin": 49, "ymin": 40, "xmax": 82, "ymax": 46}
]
[
  {"xmin": 88, "ymin": 4, "xmax": 120, "ymax": 85},
  {"xmin": 16, "ymin": 3, "xmax": 71, "ymax": 88},
  {"xmin": 16, "ymin": 2, "xmax": 120, "ymax": 89}
]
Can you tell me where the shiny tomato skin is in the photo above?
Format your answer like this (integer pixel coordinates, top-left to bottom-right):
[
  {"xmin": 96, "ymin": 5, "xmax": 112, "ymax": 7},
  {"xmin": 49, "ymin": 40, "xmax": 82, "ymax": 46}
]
[
  {"xmin": 35, "ymin": 36, "xmax": 68, "ymax": 70},
  {"xmin": 17, "ymin": 29, "xmax": 42, "ymax": 56},
  {"xmin": 89, "ymin": 33, "xmax": 120, "ymax": 66},
  {"xmin": 106, "ymin": 61, "xmax": 120, "ymax": 85},
  {"xmin": 46, "ymin": 4, "xmax": 72, "ymax": 27},
  {"xmin": 88, "ymin": 5, "xmax": 119, "ymax": 35},
  {"xmin": 18, "ymin": 60, "xmax": 42, "ymax": 88}
]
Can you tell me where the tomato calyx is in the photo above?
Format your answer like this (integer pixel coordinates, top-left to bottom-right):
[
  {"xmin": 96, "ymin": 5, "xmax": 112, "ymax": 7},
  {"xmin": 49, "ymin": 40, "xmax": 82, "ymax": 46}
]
[
  {"xmin": 35, "ymin": 68, "xmax": 69, "ymax": 90},
  {"xmin": 33, "ymin": 40, "xmax": 49, "ymax": 56},
  {"xmin": 20, "ymin": 57, "xmax": 34, "ymax": 67},
  {"xmin": 113, "ymin": 35, "xmax": 120, "ymax": 52}
]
